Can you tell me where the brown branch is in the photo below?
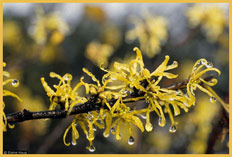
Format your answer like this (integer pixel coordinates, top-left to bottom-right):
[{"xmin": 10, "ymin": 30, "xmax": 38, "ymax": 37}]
[
  {"xmin": 6, "ymin": 75, "xmax": 216, "ymax": 124},
  {"xmin": 206, "ymin": 109, "xmax": 229, "ymax": 153},
  {"xmin": 6, "ymin": 95, "xmax": 102, "ymax": 124}
]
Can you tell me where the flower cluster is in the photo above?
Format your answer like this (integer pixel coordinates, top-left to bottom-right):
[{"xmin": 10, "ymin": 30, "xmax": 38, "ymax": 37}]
[
  {"xmin": 186, "ymin": 4, "xmax": 227, "ymax": 42},
  {"xmin": 126, "ymin": 12, "xmax": 168, "ymax": 58},
  {"xmin": 3, "ymin": 62, "xmax": 22, "ymax": 131},
  {"xmin": 41, "ymin": 47, "xmax": 221, "ymax": 152}
]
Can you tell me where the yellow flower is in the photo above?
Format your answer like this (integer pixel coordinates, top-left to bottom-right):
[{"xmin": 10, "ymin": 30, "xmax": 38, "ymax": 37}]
[
  {"xmin": 41, "ymin": 72, "xmax": 88, "ymax": 115},
  {"xmin": 42, "ymin": 47, "xmax": 223, "ymax": 152},
  {"xmin": 85, "ymin": 41, "xmax": 114, "ymax": 67},
  {"xmin": 3, "ymin": 21, "xmax": 22, "ymax": 48},
  {"xmin": 186, "ymin": 58, "xmax": 221, "ymax": 104},
  {"xmin": 126, "ymin": 13, "xmax": 168, "ymax": 58},
  {"xmin": 84, "ymin": 5, "xmax": 106, "ymax": 23},
  {"xmin": 104, "ymin": 48, "xmax": 189, "ymax": 131},
  {"xmin": 186, "ymin": 4, "xmax": 227, "ymax": 42},
  {"xmin": 3, "ymin": 62, "xmax": 22, "ymax": 131},
  {"xmin": 31, "ymin": 6, "xmax": 69, "ymax": 45},
  {"xmin": 63, "ymin": 108, "xmax": 107, "ymax": 153},
  {"xmin": 101, "ymin": 24, "xmax": 122, "ymax": 48}
]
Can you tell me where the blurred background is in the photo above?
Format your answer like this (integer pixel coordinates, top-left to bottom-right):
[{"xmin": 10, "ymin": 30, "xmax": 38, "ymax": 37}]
[{"xmin": 3, "ymin": 3, "xmax": 229, "ymax": 154}]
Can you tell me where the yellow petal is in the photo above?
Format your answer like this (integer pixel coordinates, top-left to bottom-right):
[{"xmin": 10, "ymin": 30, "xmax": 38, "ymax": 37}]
[
  {"xmin": 3, "ymin": 90, "xmax": 22, "ymax": 102},
  {"xmin": 63, "ymin": 124, "xmax": 72, "ymax": 146},
  {"xmin": 41, "ymin": 77, "xmax": 55, "ymax": 97},
  {"xmin": 132, "ymin": 116, "xmax": 144, "ymax": 132}
]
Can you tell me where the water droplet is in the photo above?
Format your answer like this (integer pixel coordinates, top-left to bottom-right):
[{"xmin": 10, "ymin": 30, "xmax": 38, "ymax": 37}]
[
  {"xmin": 140, "ymin": 114, "xmax": 146, "ymax": 119},
  {"xmin": 93, "ymin": 127, "xmax": 97, "ymax": 131},
  {"xmin": 64, "ymin": 76, "xmax": 69, "ymax": 81},
  {"xmin": 86, "ymin": 133, "xmax": 89, "ymax": 139},
  {"xmin": 184, "ymin": 102, "xmax": 189, "ymax": 107},
  {"xmin": 103, "ymin": 132, "xmax": 109, "ymax": 138},
  {"xmin": 122, "ymin": 94, "xmax": 127, "ymax": 97},
  {"xmin": 145, "ymin": 122, "xmax": 153, "ymax": 132},
  {"xmin": 169, "ymin": 98, "xmax": 174, "ymax": 101},
  {"xmin": 11, "ymin": 79, "xmax": 19, "ymax": 87},
  {"xmin": 72, "ymin": 141, "xmax": 77, "ymax": 146},
  {"xmin": 172, "ymin": 61, "xmax": 178, "ymax": 66},
  {"xmin": 210, "ymin": 97, "xmax": 217, "ymax": 103},
  {"xmin": 111, "ymin": 77, "xmax": 117, "ymax": 80},
  {"xmin": 89, "ymin": 145, "xmax": 96, "ymax": 152},
  {"xmin": 176, "ymin": 91, "xmax": 181, "ymax": 95},
  {"xmin": 128, "ymin": 136, "xmax": 135, "ymax": 145},
  {"xmin": 206, "ymin": 62, "xmax": 213, "ymax": 68},
  {"xmin": 200, "ymin": 59, "xmax": 207, "ymax": 65},
  {"xmin": 111, "ymin": 127, "xmax": 116, "ymax": 134},
  {"xmin": 64, "ymin": 74, "xmax": 72, "ymax": 81},
  {"xmin": 169, "ymin": 125, "xmax": 177, "ymax": 133},
  {"xmin": 158, "ymin": 117, "xmax": 166, "ymax": 127}
]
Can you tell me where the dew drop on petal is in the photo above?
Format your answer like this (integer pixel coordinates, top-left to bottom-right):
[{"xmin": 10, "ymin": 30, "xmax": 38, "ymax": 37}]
[
  {"xmin": 206, "ymin": 62, "xmax": 213, "ymax": 68},
  {"xmin": 89, "ymin": 145, "xmax": 96, "ymax": 152},
  {"xmin": 169, "ymin": 125, "xmax": 177, "ymax": 133},
  {"xmin": 103, "ymin": 132, "xmax": 109, "ymax": 138},
  {"xmin": 158, "ymin": 117, "xmax": 166, "ymax": 127},
  {"xmin": 172, "ymin": 61, "xmax": 178, "ymax": 66},
  {"xmin": 111, "ymin": 127, "xmax": 116, "ymax": 134},
  {"xmin": 145, "ymin": 122, "xmax": 153, "ymax": 132},
  {"xmin": 11, "ymin": 79, "xmax": 19, "ymax": 87},
  {"xmin": 72, "ymin": 141, "xmax": 77, "ymax": 146},
  {"xmin": 140, "ymin": 114, "xmax": 146, "ymax": 119},
  {"xmin": 128, "ymin": 136, "xmax": 135, "ymax": 145},
  {"xmin": 210, "ymin": 97, "xmax": 217, "ymax": 103},
  {"xmin": 200, "ymin": 59, "xmax": 207, "ymax": 65},
  {"xmin": 183, "ymin": 102, "xmax": 189, "ymax": 107},
  {"xmin": 64, "ymin": 76, "xmax": 69, "ymax": 81},
  {"xmin": 64, "ymin": 74, "xmax": 72, "ymax": 81},
  {"xmin": 111, "ymin": 77, "xmax": 117, "ymax": 80}
]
